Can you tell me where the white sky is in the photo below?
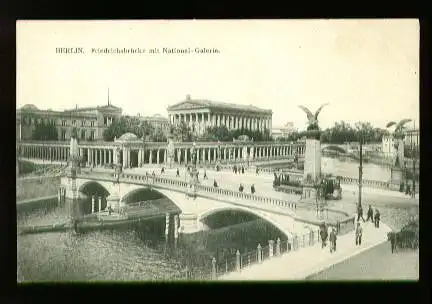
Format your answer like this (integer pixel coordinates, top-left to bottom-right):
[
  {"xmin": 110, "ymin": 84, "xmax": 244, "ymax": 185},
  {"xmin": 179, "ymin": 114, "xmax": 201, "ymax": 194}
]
[{"xmin": 16, "ymin": 19, "xmax": 419, "ymax": 131}]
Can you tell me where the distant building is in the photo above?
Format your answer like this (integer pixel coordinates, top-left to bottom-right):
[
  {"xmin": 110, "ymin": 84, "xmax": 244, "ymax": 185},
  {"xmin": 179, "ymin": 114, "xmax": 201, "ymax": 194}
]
[
  {"xmin": 381, "ymin": 128, "xmax": 419, "ymax": 158},
  {"xmin": 16, "ymin": 101, "xmax": 122, "ymax": 141},
  {"xmin": 167, "ymin": 95, "xmax": 272, "ymax": 136},
  {"xmin": 271, "ymin": 122, "xmax": 297, "ymax": 139},
  {"xmin": 137, "ymin": 113, "xmax": 170, "ymax": 134}
]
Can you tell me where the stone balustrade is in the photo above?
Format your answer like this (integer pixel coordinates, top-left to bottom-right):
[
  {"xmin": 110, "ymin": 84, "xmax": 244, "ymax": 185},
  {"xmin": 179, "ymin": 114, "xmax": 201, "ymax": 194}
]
[{"xmin": 116, "ymin": 172, "xmax": 298, "ymax": 211}]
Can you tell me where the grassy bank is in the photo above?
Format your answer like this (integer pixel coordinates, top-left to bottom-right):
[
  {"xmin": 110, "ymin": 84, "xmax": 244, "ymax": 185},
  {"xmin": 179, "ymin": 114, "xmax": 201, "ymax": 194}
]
[{"xmin": 17, "ymin": 176, "xmax": 61, "ymax": 201}]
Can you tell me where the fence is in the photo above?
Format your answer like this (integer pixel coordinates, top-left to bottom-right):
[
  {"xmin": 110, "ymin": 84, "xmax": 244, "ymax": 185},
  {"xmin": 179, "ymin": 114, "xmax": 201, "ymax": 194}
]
[{"xmin": 168, "ymin": 228, "xmax": 325, "ymax": 280}]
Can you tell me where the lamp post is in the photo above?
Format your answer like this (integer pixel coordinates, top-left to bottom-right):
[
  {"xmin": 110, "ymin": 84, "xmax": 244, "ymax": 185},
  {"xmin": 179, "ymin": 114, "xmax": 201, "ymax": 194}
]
[
  {"xmin": 358, "ymin": 132, "xmax": 363, "ymax": 210},
  {"xmin": 189, "ymin": 141, "xmax": 198, "ymax": 198}
]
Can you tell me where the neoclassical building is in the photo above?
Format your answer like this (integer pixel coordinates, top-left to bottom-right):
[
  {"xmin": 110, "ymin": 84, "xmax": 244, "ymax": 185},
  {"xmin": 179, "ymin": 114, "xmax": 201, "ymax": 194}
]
[
  {"xmin": 16, "ymin": 102, "xmax": 122, "ymax": 141},
  {"xmin": 167, "ymin": 95, "xmax": 273, "ymax": 136},
  {"xmin": 138, "ymin": 114, "xmax": 170, "ymax": 135}
]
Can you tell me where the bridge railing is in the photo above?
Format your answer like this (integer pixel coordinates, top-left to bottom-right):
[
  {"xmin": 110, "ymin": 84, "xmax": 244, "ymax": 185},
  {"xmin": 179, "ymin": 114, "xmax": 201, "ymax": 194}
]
[
  {"xmin": 183, "ymin": 227, "xmax": 323, "ymax": 280},
  {"xmin": 338, "ymin": 176, "xmax": 399, "ymax": 191},
  {"xmin": 117, "ymin": 172, "xmax": 298, "ymax": 211}
]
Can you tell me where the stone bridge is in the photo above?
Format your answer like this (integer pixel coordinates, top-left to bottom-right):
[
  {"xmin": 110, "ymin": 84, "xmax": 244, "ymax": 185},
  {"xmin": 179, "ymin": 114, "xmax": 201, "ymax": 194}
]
[{"xmin": 61, "ymin": 172, "xmax": 313, "ymax": 238}]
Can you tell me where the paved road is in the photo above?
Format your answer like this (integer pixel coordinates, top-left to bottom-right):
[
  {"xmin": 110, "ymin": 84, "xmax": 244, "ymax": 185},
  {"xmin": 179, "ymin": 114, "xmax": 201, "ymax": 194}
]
[{"xmin": 306, "ymin": 241, "xmax": 419, "ymax": 280}]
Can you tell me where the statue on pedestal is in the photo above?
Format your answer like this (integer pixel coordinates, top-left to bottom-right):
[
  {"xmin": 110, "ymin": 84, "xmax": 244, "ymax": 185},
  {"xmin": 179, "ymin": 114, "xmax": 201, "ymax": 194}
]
[
  {"xmin": 298, "ymin": 103, "xmax": 329, "ymax": 133},
  {"xmin": 386, "ymin": 119, "xmax": 412, "ymax": 168}
]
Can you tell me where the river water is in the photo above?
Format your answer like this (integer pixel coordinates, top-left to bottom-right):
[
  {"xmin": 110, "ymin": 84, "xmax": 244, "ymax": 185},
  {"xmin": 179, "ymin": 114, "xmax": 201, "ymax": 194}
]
[
  {"xmin": 17, "ymin": 199, "xmax": 284, "ymax": 282},
  {"xmin": 17, "ymin": 156, "xmax": 393, "ymax": 282}
]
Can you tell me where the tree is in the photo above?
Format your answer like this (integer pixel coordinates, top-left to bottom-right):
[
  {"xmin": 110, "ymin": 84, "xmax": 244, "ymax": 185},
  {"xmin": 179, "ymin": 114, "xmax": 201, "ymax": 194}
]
[
  {"xmin": 32, "ymin": 119, "xmax": 58, "ymax": 140},
  {"xmin": 102, "ymin": 117, "xmax": 156, "ymax": 141},
  {"xmin": 172, "ymin": 121, "xmax": 192, "ymax": 142}
]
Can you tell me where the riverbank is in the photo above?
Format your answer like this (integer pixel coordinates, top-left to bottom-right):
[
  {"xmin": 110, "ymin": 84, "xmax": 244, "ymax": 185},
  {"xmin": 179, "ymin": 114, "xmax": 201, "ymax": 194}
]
[{"xmin": 16, "ymin": 176, "xmax": 61, "ymax": 201}]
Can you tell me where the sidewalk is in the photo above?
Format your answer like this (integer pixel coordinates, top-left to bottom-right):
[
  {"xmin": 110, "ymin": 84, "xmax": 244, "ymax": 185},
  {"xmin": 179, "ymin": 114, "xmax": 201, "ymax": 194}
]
[{"xmin": 219, "ymin": 220, "xmax": 391, "ymax": 280}]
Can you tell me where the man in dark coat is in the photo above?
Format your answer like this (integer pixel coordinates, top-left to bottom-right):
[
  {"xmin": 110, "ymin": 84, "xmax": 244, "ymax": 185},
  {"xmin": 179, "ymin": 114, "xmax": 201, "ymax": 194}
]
[
  {"xmin": 320, "ymin": 224, "xmax": 328, "ymax": 248},
  {"xmin": 251, "ymin": 184, "xmax": 256, "ymax": 195},
  {"xmin": 241, "ymin": 166, "xmax": 245, "ymax": 174},
  {"xmin": 213, "ymin": 179, "xmax": 218, "ymax": 188},
  {"xmin": 176, "ymin": 168, "xmax": 180, "ymax": 177},
  {"xmin": 357, "ymin": 205, "xmax": 366, "ymax": 223},
  {"xmin": 355, "ymin": 222, "xmax": 363, "ymax": 246},
  {"xmin": 374, "ymin": 209, "xmax": 381, "ymax": 228},
  {"xmin": 366, "ymin": 205, "xmax": 374, "ymax": 223},
  {"xmin": 388, "ymin": 232, "xmax": 398, "ymax": 253},
  {"xmin": 239, "ymin": 184, "xmax": 244, "ymax": 192},
  {"xmin": 329, "ymin": 228, "xmax": 337, "ymax": 253}
]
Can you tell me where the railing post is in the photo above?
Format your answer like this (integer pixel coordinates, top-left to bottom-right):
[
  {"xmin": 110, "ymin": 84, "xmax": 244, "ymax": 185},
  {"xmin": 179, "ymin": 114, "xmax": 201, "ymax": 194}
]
[
  {"xmin": 257, "ymin": 243, "xmax": 262, "ymax": 263},
  {"xmin": 236, "ymin": 250, "xmax": 241, "ymax": 272},
  {"xmin": 276, "ymin": 238, "xmax": 281, "ymax": 256},
  {"xmin": 310, "ymin": 229, "xmax": 314, "ymax": 246},
  {"xmin": 91, "ymin": 196, "xmax": 95, "ymax": 213},
  {"xmin": 211, "ymin": 257, "xmax": 217, "ymax": 279},
  {"xmin": 269, "ymin": 240, "xmax": 274, "ymax": 257}
]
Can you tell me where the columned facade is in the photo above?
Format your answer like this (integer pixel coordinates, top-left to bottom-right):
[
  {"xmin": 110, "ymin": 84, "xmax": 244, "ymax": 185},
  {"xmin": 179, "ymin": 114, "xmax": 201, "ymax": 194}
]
[
  {"xmin": 167, "ymin": 95, "xmax": 273, "ymax": 136},
  {"xmin": 17, "ymin": 140, "xmax": 306, "ymax": 168}
]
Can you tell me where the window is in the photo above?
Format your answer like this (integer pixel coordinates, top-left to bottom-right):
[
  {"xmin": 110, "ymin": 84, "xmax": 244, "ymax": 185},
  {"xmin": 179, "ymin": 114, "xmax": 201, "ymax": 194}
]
[
  {"xmin": 62, "ymin": 120, "xmax": 67, "ymax": 126},
  {"xmin": 81, "ymin": 120, "xmax": 86, "ymax": 127},
  {"xmin": 61, "ymin": 130, "xmax": 66, "ymax": 140},
  {"xmin": 81, "ymin": 129, "xmax": 85, "ymax": 140},
  {"xmin": 104, "ymin": 117, "xmax": 108, "ymax": 126},
  {"xmin": 90, "ymin": 121, "xmax": 95, "ymax": 127},
  {"xmin": 72, "ymin": 120, "xmax": 76, "ymax": 126},
  {"xmin": 90, "ymin": 130, "xmax": 95, "ymax": 140}
]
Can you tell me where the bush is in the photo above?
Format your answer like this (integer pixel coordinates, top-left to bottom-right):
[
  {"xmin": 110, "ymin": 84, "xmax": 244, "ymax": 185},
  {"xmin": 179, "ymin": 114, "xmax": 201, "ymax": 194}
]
[{"xmin": 18, "ymin": 160, "xmax": 37, "ymax": 175}]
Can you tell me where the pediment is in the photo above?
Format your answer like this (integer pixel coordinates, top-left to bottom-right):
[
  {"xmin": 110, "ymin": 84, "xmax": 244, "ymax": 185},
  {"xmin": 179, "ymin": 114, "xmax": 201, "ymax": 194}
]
[{"xmin": 168, "ymin": 101, "xmax": 206, "ymax": 111}]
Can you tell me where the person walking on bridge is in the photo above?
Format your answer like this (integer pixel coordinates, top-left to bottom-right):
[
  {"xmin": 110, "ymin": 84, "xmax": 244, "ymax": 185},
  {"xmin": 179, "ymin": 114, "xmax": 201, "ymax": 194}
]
[
  {"xmin": 203, "ymin": 167, "xmax": 208, "ymax": 179},
  {"xmin": 213, "ymin": 179, "xmax": 218, "ymax": 188},
  {"xmin": 357, "ymin": 205, "xmax": 366, "ymax": 223},
  {"xmin": 320, "ymin": 223, "xmax": 328, "ymax": 248},
  {"xmin": 366, "ymin": 205, "xmax": 374, "ymax": 223},
  {"xmin": 176, "ymin": 168, "xmax": 180, "ymax": 177},
  {"xmin": 251, "ymin": 184, "xmax": 256, "ymax": 195},
  {"xmin": 374, "ymin": 209, "xmax": 380, "ymax": 228},
  {"xmin": 241, "ymin": 166, "xmax": 245, "ymax": 174},
  {"xmin": 355, "ymin": 222, "xmax": 363, "ymax": 246},
  {"xmin": 329, "ymin": 228, "xmax": 337, "ymax": 253},
  {"xmin": 239, "ymin": 184, "xmax": 244, "ymax": 193}
]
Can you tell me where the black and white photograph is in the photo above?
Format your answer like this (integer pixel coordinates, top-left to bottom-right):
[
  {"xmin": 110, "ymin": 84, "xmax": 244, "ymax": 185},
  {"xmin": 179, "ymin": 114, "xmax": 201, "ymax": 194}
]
[{"xmin": 16, "ymin": 19, "xmax": 419, "ymax": 282}]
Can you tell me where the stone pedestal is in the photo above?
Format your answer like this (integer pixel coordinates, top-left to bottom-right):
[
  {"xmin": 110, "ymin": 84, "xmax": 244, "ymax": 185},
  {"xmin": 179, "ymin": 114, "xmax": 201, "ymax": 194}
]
[
  {"xmin": 302, "ymin": 185, "xmax": 317, "ymax": 199},
  {"xmin": 304, "ymin": 138, "xmax": 321, "ymax": 183},
  {"xmin": 391, "ymin": 166, "xmax": 404, "ymax": 185},
  {"xmin": 107, "ymin": 192, "xmax": 121, "ymax": 212},
  {"xmin": 179, "ymin": 213, "xmax": 199, "ymax": 234}
]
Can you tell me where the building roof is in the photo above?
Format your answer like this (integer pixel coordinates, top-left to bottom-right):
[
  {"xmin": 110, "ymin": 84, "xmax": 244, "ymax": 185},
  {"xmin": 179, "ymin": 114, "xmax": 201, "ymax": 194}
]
[
  {"xmin": 20, "ymin": 104, "xmax": 39, "ymax": 111},
  {"xmin": 167, "ymin": 96, "xmax": 272, "ymax": 114},
  {"xmin": 63, "ymin": 104, "xmax": 122, "ymax": 113}
]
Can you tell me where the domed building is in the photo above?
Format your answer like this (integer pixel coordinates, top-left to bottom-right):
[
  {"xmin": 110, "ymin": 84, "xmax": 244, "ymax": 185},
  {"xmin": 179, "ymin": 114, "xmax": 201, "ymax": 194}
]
[{"xmin": 115, "ymin": 132, "xmax": 140, "ymax": 142}]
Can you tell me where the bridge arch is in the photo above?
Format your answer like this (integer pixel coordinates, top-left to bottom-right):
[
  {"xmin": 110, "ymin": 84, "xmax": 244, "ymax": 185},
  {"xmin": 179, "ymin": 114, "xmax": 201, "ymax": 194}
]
[
  {"xmin": 322, "ymin": 145, "xmax": 347, "ymax": 154},
  {"xmin": 197, "ymin": 206, "xmax": 294, "ymax": 239},
  {"xmin": 78, "ymin": 181, "xmax": 111, "ymax": 197}
]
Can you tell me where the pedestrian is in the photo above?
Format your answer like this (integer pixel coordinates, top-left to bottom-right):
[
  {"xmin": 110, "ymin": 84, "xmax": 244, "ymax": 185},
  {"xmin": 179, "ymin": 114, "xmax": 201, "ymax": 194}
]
[
  {"xmin": 366, "ymin": 205, "xmax": 374, "ymax": 223},
  {"xmin": 241, "ymin": 166, "xmax": 245, "ymax": 174},
  {"xmin": 329, "ymin": 228, "xmax": 337, "ymax": 253},
  {"xmin": 320, "ymin": 223, "xmax": 328, "ymax": 248},
  {"xmin": 374, "ymin": 209, "xmax": 380, "ymax": 228},
  {"xmin": 108, "ymin": 205, "xmax": 112, "ymax": 215},
  {"xmin": 203, "ymin": 167, "xmax": 207, "ymax": 179},
  {"xmin": 355, "ymin": 222, "xmax": 363, "ymax": 246},
  {"xmin": 256, "ymin": 167, "xmax": 259, "ymax": 175},
  {"xmin": 161, "ymin": 167, "xmax": 165, "ymax": 174},
  {"xmin": 251, "ymin": 184, "xmax": 255, "ymax": 195},
  {"xmin": 176, "ymin": 168, "xmax": 180, "ymax": 177},
  {"xmin": 233, "ymin": 165, "xmax": 236, "ymax": 173},
  {"xmin": 152, "ymin": 171, "xmax": 156, "ymax": 178},
  {"xmin": 357, "ymin": 205, "xmax": 366, "ymax": 223},
  {"xmin": 239, "ymin": 184, "xmax": 244, "ymax": 192},
  {"xmin": 389, "ymin": 232, "xmax": 398, "ymax": 254},
  {"xmin": 213, "ymin": 179, "xmax": 218, "ymax": 188}
]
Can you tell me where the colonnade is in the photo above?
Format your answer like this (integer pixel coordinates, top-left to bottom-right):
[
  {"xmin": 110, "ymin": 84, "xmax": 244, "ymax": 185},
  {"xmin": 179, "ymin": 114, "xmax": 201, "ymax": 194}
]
[
  {"xmin": 17, "ymin": 142, "xmax": 305, "ymax": 168},
  {"xmin": 169, "ymin": 112, "xmax": 272, "ymax": 133}
]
